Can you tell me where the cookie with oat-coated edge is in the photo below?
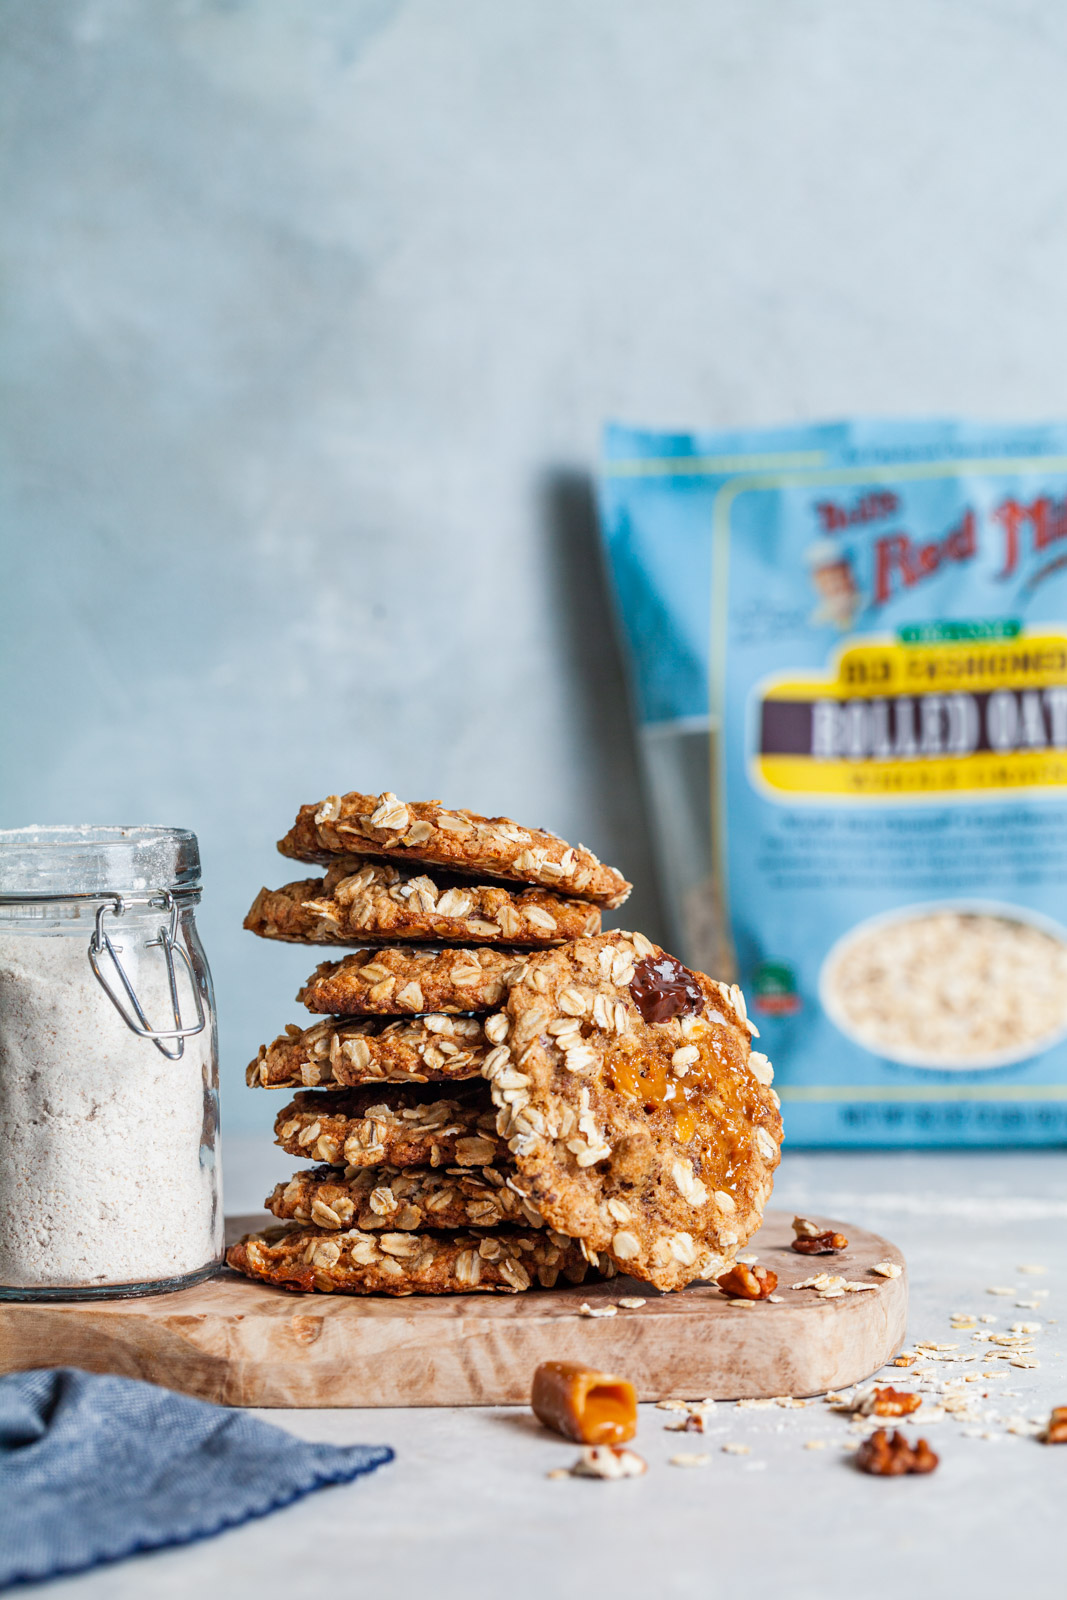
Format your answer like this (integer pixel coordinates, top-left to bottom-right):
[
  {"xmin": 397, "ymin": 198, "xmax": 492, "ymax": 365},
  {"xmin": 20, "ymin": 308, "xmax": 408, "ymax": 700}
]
[
  {"xmin": 245, "ymin": 858, "xmax": 599, "ymax": 948},
  {"xmin": 481, "ymin": 931, "xmax": 782, "ymax": 1292},
  {"xmin": 266, "ymin": 1161, "xmax": 546, "ymax": 1232},
  {"xmin": 278, "ymin": 789, "xmax": 631, "ymax": 909},
  {"xmin": 227, "ymin": 1222, "xmax": 592, "ymax": 1295},
  {"xmin": 296, "ymin": 946, "xmax": 528, "ymax": 1016},
  {"xmin": 248, "ymin": 1014, "xmax": 492, "ymax": 1090},
  {"xmin": 274, "ymin": 1083, "xmax": 506, "ymax": 1170}
]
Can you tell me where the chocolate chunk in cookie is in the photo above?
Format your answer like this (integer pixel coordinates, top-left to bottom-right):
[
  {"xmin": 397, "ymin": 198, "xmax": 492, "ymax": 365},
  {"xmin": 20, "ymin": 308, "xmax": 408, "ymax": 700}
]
[
  {"xmin": 480, "ymin": 931, "xmax": 782, "ymax": 1291},
  {"xmin": 266, "ymin": 1162, "xmax": 546, "ymax": 1232},
  {"xmin": 247, "ymin": 1014, "xmax": 493, "ymax": 1090},
  {"xmin": 245, "ymin": 858, "xmax": 599, "ymax": 947},
  {"xmin": 227, "ymin": 1222, "xmax": 592, "ymax": 1295},
  {"xmin": 278, "ymin": 790, "xmax": 631, "ymax": 909},
  {"xmin": 274, "ymin": 1084, "xmax": 506, "ymax": 1170}
]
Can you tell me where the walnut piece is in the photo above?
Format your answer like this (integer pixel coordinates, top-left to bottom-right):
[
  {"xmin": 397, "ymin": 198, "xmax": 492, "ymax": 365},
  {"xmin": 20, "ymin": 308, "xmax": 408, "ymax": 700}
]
[
  {"xmin": 791, "ymin": 1229, "xmax": 848, "ymax": 1255},
  {"xmin": 716, "ymin": 1262, "xmax": 778, "ymax": 1300},
  {"xmin": 1044, "ymin": 1406, "xmax": 1067, "ymax": 1443},
  {"xmin": 865, "ymin": 1386, "xmax": 923, "ymax": 1418},
  {"xmin": 855, "ymin": 1429, "xmax": 939, "ymax": 1476}
]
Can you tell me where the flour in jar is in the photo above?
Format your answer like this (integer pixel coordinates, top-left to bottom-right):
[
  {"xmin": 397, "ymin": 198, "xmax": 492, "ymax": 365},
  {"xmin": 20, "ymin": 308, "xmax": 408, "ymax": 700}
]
[{"xmin": 0, "ymin": 931, "xmax": 221, "ymax": 1288}]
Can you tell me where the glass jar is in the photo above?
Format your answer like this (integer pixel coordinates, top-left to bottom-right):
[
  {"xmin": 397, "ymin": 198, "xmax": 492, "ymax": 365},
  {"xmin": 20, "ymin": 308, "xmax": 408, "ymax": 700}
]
[{"xmin": 0, "ymin": 826, "xmax": 222, "ymax": 1299}]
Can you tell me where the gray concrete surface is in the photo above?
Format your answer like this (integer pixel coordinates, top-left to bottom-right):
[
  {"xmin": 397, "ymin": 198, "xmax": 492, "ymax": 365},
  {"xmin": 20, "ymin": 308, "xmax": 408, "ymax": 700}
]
[
  {"xmin": 7, "ymin": 3, "xmax": 1067, "ymax": 1130},
  {"xmin": 49, "ymin": 1145, "xmax": 1067, "ymax": 1600}
]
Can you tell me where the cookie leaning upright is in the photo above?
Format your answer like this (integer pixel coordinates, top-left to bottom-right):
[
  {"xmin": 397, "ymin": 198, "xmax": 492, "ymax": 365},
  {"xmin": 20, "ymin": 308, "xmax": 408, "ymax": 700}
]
[{"xmin": 483, "ymin": 931, "xmax": 782, "ymax": 1292}]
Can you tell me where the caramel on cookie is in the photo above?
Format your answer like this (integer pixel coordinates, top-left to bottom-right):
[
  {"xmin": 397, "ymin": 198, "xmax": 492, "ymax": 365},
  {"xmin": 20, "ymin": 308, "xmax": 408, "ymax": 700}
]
[
  {"xmin": 274, "ymin": 1083, "xmax": 506, "ymax": 1170},
  {"xmin": 227, "ymin": 1222, "xmax": 592, "ymax": 1295},
  {"xmin": 278, "ymin": 790, "xmax": 631, "ymax": 909},
  {"xmin": 248, "ymin": 1014, "xmax": 492, "ymax": 1090},
  {"xmin": 480, "ymin": 931, "xmax": 782, "ymax": 1291},
  {"xmin": 245, "ymin": 857, "xmax": 600, "ymax": 948},
  {"xmin": 297, "ymin": 946, "xmax": 528, "ymax": 1016}
]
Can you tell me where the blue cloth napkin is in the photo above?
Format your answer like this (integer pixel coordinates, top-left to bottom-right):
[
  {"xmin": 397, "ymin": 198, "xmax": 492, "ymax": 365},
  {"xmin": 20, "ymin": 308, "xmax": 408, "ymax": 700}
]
[{"xmin": 0, "ymin": 1368, "xmax": 393, "ymax": 1589}]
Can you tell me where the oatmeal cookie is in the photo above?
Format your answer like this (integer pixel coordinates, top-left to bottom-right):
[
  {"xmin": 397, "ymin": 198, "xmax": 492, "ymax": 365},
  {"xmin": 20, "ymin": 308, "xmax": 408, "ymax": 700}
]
[
  {"xmin": 297, "ymin": 946, "xmax": 527, "ymax": 1016},
  {"xmin": 248, "ymin": 1014, "xmax": 491, "ymax": 1090},
  {"xmin": 274, "ymin": 1084, "xmax": 505, "ymax": 1170},
  {"xmin": 245, "ymin": 858, "xmax": 599, "ymax": 947},
  {"xmin": 481, "ymin": 931, "xmax": 783, "ymax": 1291},
  {"xmin": 279, "ymin": 790, "xmax": 631, "ymax": 909},
  {"xmin": 266, "ymin": 1162, "xmax": 546, "ymax": 1232},
  {"xmin": 227, "ymin": 1222, "xmax": 592, "ymax": 1295}
]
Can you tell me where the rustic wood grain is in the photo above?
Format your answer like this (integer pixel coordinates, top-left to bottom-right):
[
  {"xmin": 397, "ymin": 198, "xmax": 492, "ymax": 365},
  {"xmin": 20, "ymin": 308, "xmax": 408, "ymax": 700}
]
[{"xmin": 0, "ymin": 1210, "xmax": 907, "ymax": 1407}]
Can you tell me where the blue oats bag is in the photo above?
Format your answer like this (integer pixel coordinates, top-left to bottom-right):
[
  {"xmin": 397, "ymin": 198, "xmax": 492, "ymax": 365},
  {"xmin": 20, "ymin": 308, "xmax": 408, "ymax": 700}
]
[{"xmin": 599, "ymin": 419, "xmax": 1067, "ymax": 1145}]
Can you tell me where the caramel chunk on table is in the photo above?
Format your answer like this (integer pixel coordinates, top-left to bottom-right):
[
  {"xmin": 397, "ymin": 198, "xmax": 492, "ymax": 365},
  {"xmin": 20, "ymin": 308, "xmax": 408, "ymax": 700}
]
[{"xmin": 532, "ymin": 1360, "xmax": 637, "ymax": 1445}]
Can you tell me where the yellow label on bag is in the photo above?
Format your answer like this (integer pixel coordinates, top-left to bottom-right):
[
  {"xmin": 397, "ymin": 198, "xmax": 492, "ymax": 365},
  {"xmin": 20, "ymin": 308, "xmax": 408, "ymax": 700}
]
[{"xmin": 753, "ymin": 628, "xmax": 1067, "ymax": 798}]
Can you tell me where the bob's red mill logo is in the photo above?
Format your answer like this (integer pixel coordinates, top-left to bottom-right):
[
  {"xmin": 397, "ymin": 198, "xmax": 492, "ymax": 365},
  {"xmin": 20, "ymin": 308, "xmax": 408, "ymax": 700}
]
[{"xmin": 804, "ymin": 490, "xmax": 1067, "ymax": 631}]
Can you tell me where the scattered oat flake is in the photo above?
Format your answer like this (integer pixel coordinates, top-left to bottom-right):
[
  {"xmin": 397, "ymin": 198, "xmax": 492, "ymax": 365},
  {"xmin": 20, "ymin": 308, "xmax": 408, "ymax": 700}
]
[
  {"xmin": 987, "ymin": 1287, "xmax": 1015, "ymax": 1296},
  {"xmin": 978, "ymin": 1314, "xmax": 997, "ymax": 1324},
  {"xmin": 1017, "ymin": 1264, "xmax": 1048, "ymax": 1275},
  {"xmin": 736, "ymin": 1252, "xmax": 758, "ymax": 1264},
  {"xmin": 804, "ymin": 1439, "xmax": 830, "ymax": 1450},
  {"xmin": 546, "ymin": 1468, "xmax": 571, "ymax": 1480},
  {"xmin": 870, "ymin": 1261, "xmax": 902, "ymax": 1279},
  {"xmin": 722, "ymin": 1443, "xmax": 750, "ymax": 1455},
  {"xmin": 1010, "ymin": 1321, "xmax": 1042, "ymax": 1335},
  {"xmin": 767, "ymin": 1294, "xmax": 784, "ymax": 1303},
  {"xmin": 579, "ymin": 1303, "xmax": 617, "ymax": 1318},
  {"xmin": 618, "ymin": 1297, "xmax": 646, "ymax": 1310},
  {"xmin": 669, "ymin": 1453, "xmax": 710, "ymax": 1468},
  {"xmin": 1016, "ymin": 1301, "xmax": 1041, "ymax": 1311},
  {"xmin": 656, "ymin": 1400, "xmax": 689, "ymax": 1411},
  {"xmin": 728, "ymin": 1298, "xmax": 758, "ymax": 1308},
  {"xmin": 736, "ymin": 1398, "xmax": 775, "ymax": 1410},
  {"xmin": 569, "ymin": 1445, "xmax": 647, "ymax": 1480}
]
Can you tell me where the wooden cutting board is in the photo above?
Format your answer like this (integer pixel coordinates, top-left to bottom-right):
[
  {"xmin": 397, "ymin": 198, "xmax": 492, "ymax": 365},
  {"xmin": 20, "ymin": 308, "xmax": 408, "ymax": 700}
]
[{"xmin": 0, "ymin": 1210, "xmax": 906, "ymax": 1407}]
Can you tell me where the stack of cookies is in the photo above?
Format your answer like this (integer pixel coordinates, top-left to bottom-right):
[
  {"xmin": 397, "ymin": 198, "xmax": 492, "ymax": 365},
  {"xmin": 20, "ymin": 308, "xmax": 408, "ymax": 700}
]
[{"xmin": 228, "ymin": 789, "xmax": 783, "ymax": 1297}]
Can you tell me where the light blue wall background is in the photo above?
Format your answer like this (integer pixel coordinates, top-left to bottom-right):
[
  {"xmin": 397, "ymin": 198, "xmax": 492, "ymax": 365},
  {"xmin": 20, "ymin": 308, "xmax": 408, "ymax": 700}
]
[{"xmin": 5, "ymin": 0, "xmax": 1067, "ymax": 1140}]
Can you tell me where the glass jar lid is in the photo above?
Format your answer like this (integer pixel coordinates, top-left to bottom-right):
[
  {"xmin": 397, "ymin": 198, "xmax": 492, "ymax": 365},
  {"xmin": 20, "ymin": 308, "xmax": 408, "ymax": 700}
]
[{"xmin": 0, "ymin": 826, "xmax": 200, "ymax": 898}]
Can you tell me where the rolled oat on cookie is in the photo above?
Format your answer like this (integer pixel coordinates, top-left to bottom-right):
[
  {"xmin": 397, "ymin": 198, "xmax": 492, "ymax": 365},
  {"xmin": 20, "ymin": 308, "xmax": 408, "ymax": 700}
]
[
  {"xmin": 245, "ymin": 857, "xmax": 600, "ymax": 948},
  {"xmin": 273, "ymin": 1082, "xmax": 506, "ymax": 1170},
  {"xmin": 247, "ymin": 1014, "xmax": 493, "ymax": 1090},
  {"xmin": 266, "ymin": 1161, "xmax": 546, "ymax": 1232},
  {"xmin": 296, "ymin": 945, "xmax": 528, "ymax": 1016},
  {"xmin": 480, "ymin": 930, "xmax": 782, "ymax": 1292},
  {"xmin": 227, "ymin": 1221, "xmax": 593, "ymax": 1295},
  {"xmin": 278, "ymin": 789, "xmax": 632, "ymax": 909}
]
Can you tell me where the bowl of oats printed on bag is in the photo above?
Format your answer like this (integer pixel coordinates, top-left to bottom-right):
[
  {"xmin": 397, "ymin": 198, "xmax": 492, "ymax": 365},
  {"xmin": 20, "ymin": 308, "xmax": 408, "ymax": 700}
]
[{"xmin": 819, "ymin": 900, "xmax": 1067, "ymax": 1070}]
